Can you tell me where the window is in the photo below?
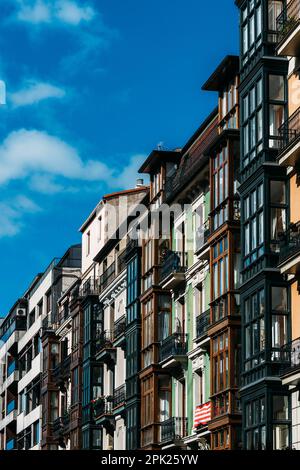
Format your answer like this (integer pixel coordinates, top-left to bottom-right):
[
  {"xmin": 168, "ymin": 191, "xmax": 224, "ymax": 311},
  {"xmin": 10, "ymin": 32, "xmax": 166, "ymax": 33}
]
[
  {"xmin": 33, "ymin": 421, "xmax": 39, "ymax": 447},
  {"xmin": 268, "ymin": 74, "xmax": 286, "ymax": 148},
  {"xmin": 46, "ymin": 290, "xmax": 51, "ymax": 313},
  {"xmin": 28, "ymin": 309, "xmax": 35, "ymax": 328},
  {"xmin": 242, "ymin": 77, "xmax": 263, "ymax": 167},
  {"xmin": 268, "ymin": 1, "xmax": 283, "ymax": 43},
  {"xmin": 270, "ymin": 180, "xmax": 287, "ymax": 252},
  {"xmin": 245, "ymin": 397, "xmax": 266, "ymax": 449},
  {"xmin": 219, "ymin": 78, "xmax": 238, "ymax": 130},
  {"xmin": 243, "ymin": 182, "xmax": 264, "ymax": 267},
  {"xmin": 158, "ymin": 295, "xmax": 171, "ymax": 341},
  {"xmin": 86, "ymin": 231, "xmax": 91, "ymax": 256},
  {"xmin": 244, "ymin": 288, "xmax": 266, "ymax": 371},
  {"xmin": 212, "ymin": 237, "xmax": 229, "ymax": 302},
  {"xmin": 241, "ymin": 1, "xmax": 262, "ymax": 66},
  {"xmin": 142, "ymin": 377, "xmax": 153, "ymax": 427},
  {"xmin": 50, "ymin": 392, "xmax": 59, "ymax": 422},
  {"xmin": 271, "ymin": 286, "xmax": 288, "ymax": 361},
  {"xmin": 158, "ymin": 376, "xmax": 171, "ymax": 422},
  {"xmin": 212, "ymin": 332, "xmax": 229, "ymax": 395},
  {"xmin": 72, "ymin": 367, "xmax": 79, "ymax": 404},
  {"xmin": 37, "ymin": 300, "xmax": 43, "ymax": 316},
  {"xmin": 212, "ymin": 146, "xmax": 229, "ymax": 231},
  {"xmin": 98, "ymin": 216, "xmax": 102, "ymax": 241}
]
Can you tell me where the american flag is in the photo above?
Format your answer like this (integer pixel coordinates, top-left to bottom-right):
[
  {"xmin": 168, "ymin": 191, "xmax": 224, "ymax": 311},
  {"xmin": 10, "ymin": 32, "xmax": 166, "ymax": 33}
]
[{"xmin": 194, "ymin": 402, "xmax": 211, "ymax": 428}]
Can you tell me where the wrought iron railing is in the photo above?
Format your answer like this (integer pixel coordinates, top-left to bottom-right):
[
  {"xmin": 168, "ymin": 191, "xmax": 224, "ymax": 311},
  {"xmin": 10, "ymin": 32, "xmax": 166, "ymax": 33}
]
[
  {"xmin": 280, "ymin": 337, "xmax": 300, "ymax": 375},
  {"xmin": 100, "ymin": 264, "xmax": 116, "ymax": 291},
  {"xmin": 79, "ymin": 278, "xmax": 101, "ymax": 298},
  {"xmin": 279, "ymin": 222, "xmax": 300, "ymax": 263},
  {"xmin": 159, "ymin": 251, "xmax": 187, "ymax": 282},
  {"xmin": 276, "ymin": 0, "xmax": 300, "ymax": 43},
  {"xmin": 160, "ymin": 417, "xmax": 188, "ymax": 443},
  {"xmin": 113, "ymin": 384, "xmax": 126, "ymax": 409},
  {"xmin": 52, "ymin": 411, "xmax": 70, "ymax": 435},
  {"xmin": 114, "ymin": 316, "xmax": 126, "ymax": 339},
  {"xmin": 196, "ymin": 310, "xmax": 210, "ymax": 340},
  {"xmin": 93, "ymin": 397, "xmax": 113, "ymax": 418},
  {"xmin": 278, "ymin": 106, "xmax": 300, "ymax": 154},
  {"xmin": 160, "ymin": 333, "xmax": 188, "ymax": 362},
  {"xmin": 95, "ymin": 330, "xmax": 114, "ymax": 353}
]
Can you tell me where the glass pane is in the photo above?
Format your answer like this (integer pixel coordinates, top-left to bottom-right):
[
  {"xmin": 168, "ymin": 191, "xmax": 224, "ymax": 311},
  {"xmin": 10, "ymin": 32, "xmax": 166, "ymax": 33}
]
[
  {"xmin": 270, "ymin": 181, "xmax": 286, "ymax": 205},
  {"xmin": 269, "ymin": 75, "xmax": 285, "ymax": 101},
  {"xmin": 269, "ymin": 104, "xmax": 284, "ymax": 137},
  {"xmin": 273, "ymin": 396, "xmax": 289, "ymax": 421},
  {"xmin": 272, "ymin": 286, "xmax": 288, "ymax": 312},
  {"xmin": 273, "ymin": 425, "xmax": 289, "ymax": 450},
  {"xmin": 272, "ymin": 314, "xmax": 287, "ymax": 349}
]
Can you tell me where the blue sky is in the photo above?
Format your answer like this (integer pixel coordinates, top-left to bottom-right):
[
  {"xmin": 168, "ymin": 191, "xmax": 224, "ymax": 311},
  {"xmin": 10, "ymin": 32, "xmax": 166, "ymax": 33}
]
[{"xmin": 0, "ymin": 0, "xmax": 238, "ymax": 317}]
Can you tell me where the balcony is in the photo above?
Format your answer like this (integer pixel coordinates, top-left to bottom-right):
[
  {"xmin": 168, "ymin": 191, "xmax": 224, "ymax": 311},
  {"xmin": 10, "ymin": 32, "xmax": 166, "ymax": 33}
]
[
  {"xmin": 280, "ymin": 337, "xmax": 300, "ymax": 384},
  {"xmin": 276, "ymin": 0, "xmax": 300, "ymax": 56},
  {"xmin": 52, "ymin": 412, "xmax": 70, "ymax": 438},
  {"xmin": 278, "ymin": 107, "xmax": 300, "ymax": 167},
  {"xmin": 79, "ymin": 278, "xmax": 101, "ymax": 298},
  {"xmin": 95, "ymin": 330, "xmax": 116, "ymax": 367},
  {"xmin": 195, "ymin": 310, "xmax": 210, "ymax": 342},
  {"xmin": 159, "ymin": 251, "xmax": 187, "ymax": 290},
  {"xmin": 0, "ymin": 317, "xmax": 26, "ymax": 344},
  {"xmin": 160, "ymin": 417, "xmax": 188, "ymax": 445},
  {"xmin": 93, "ymin": 396, "xmax": 115, "ymax": 435},
  {"xmin": 160, "ymin": 333, "xmax": 188, "ymax": 372},
  {"xmin": 113, "ymin": 384, "xmax": 126, "ymax": 410},
  {"xmin": 113, "ymin": 316, "xmax": 126, "ymax": 348},
  {"xmin": 100, "ymin": 264, "xmax": 116, "ymax": 292},
  {"xmin": 278, "ymin": 223, "xmax": 300, "ymax": 274},
  {"xmin": 52, "ymin": 355, "xmax": 71, "ymax": 390}
]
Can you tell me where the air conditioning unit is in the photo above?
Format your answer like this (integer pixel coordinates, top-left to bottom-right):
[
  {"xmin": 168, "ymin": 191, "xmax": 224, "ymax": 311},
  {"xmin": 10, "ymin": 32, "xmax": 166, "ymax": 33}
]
[{"xmin": 17, "ymin": 308, "xmax": 26, "ymax": 317}]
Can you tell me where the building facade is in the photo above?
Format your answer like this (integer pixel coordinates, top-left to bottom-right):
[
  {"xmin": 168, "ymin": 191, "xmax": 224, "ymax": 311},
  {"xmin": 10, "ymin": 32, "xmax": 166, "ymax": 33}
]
[{"xmin": 2, "ymin": 0, "xmax": 300, "ymax": 450}]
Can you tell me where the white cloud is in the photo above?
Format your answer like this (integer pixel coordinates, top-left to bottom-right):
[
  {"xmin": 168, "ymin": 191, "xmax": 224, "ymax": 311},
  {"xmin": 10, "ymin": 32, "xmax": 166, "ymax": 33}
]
[
  {"xmin": 0, "ymin": 129, "xmax": 145, "ymax": 192},
  {"xmin": 56, "ymin": 0, "xmax": 95, "ymax": 25},
  {"xmin": 9, "ymin": 81, "xmax": 66, "ymax": 108},
  {"xmin": 0, "ymin": 196, "xmax": 41, "ymax": 237},
  {"xmin": 15, "ymin": 0, "xmax": 96, "ymax": 26}
]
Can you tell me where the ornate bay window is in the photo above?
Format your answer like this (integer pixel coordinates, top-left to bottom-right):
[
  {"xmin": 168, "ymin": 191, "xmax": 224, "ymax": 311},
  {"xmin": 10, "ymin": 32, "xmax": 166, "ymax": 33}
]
[
  {"xmin": 244, "ymin": 288, "xmax": 266, "ymax": 373},
  {"xmin": 270, "ymin": 180, "xmax": 287, "ymax": 252},
  {"xmin": 268, "ymin": 74, "xmax": 287, "ymax": 149},
  {"xmin": 241, "ymin": 0, "xmax": 262, "ymax": 67},
  {"xmin": 242, "ymin": 76, "xmax": 263, "ymax": 168},
  {"xmin": 142, "ymin": 298, "xmax": 154, "ymax": 368},
  {"xmin": 243, "ymin": 181, "xmax": 264, "ymax": 268},
  {"xmin": 212, "ymin": 147, "xmax": 229, "ymax": 231}
]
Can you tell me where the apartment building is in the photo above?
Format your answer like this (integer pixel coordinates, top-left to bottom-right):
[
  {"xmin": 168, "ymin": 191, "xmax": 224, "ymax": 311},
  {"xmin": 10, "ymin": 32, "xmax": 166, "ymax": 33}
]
[
  {"xmin": 236, "ymin": 0, "xmax": 291, "ymax": 450},
  {"xmin": 155, "ymin": 111, "xmax": 217, "ymax": 451},
  {"xmin": 0, "ymin": 245, "xmax": 81, "ymax": 451},
  {"xmin": 275, "ymin": 0, "xmax": 300, "ymax": 450},
  {"xmin": 79, "ymin": 185, "xmax": 148, "ymax": 450},
  {"xmin": 202, "ymin": 55, "xmax": 242, "ymax": 449}
]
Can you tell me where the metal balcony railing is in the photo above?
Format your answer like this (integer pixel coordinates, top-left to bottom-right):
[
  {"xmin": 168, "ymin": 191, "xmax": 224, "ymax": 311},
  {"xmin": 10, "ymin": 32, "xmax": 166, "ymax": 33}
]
[
  {"xmin": 280, "ymin": 337, "xmax": 300, "ymax": 375},
  {"xmin": 278, "ymin": 106, "xmax": 300, "ymax": 154},
  {"xmin": 196, "ymin": 310, "xmax": 210, "ymax": 340},
  {"xmin": 159, "ymin": 251, "xmax": 187, "ymax": 282},
  {"xmin": 276, "ymin": 0, "xmax": 300, "ymax": 42},
  {"xmin": 160, "ymin": 333, "xmax": 188, "ymax": 362},
  {"xmin": 279, "ymin": 222, "xmax": 300, "ymax": 263},
  {"xmin": 113, "ymin": 316, "xmax": 126, "ymax": 339},
  {"xmin": 79, "ymin": 278, "xmax": 100, "ymax": 298},
  {"xmin": 93, "ymin": 397, "xmax": 113, "ymax": 418},
  {"xmin": 160, "ymin": 417, "xmax": 188, "ymax": 444},
  {"xmin": 95, "ymin": 330, "xmax": 114, "ymax": 353},
  {"xmin": 52, "ymin": 412, "xmax": 70, "ymax": 435},
  {"xmin": 100, "ymin": 264, "xmax": 116, "ymax": 291},
  {"xmin": 113, "ymin": 384, "xmax": 126, "ymax": 409}
]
